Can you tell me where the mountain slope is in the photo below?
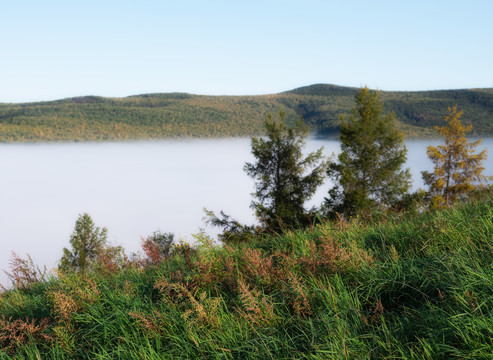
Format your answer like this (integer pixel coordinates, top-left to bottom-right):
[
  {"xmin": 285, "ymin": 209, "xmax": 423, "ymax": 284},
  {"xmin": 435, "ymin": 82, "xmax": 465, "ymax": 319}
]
[{"xmin": 0, "ymin": 84, "xmax": 492, "ymax": 142}]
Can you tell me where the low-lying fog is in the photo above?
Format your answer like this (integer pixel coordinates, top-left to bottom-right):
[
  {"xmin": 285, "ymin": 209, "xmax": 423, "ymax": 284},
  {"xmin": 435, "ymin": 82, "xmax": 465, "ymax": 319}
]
[{"xmin": 1, "ymin": 138, "xmax": 491, "ymax": 286}]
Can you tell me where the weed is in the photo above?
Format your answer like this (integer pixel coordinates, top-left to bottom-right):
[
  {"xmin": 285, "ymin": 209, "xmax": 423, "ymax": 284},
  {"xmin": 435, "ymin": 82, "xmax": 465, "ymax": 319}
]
[
  {"xmin": 0, "ymin": 315, "xmax": 52, "ymax": 353},
  {"xmin": 1, "ymin": 252, "xmax": 48, "ymax": 291}
]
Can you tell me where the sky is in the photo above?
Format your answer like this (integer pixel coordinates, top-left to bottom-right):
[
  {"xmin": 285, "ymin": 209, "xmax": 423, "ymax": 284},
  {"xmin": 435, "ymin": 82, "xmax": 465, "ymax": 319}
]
[{"xmin": 1, "ymin": 0, "xmax": 492, "ymax": 103}]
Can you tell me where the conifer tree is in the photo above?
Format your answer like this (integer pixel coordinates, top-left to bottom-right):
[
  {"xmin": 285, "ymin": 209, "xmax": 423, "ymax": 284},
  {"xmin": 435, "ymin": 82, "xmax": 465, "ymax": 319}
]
[
  {"xmin": 244, "ymin": 110, "xmax": 327, "ymax": 231},
  {"xmin": 59, "ymin": 213, "xmax": 108, "ymax": 273},
  {"xmin": 422, "ymin": 105, "xmax": 489, "ymax": 208},
  {"xmin": 326, "ymin": 87, "xmax": 411, "ymax": 217}
]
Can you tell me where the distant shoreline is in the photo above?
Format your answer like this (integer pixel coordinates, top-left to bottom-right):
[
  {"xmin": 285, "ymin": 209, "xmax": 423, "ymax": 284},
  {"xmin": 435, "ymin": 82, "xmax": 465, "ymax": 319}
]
[{"xmin": 0, "ymin": 84, "xmax": 492, "ymax": 142}]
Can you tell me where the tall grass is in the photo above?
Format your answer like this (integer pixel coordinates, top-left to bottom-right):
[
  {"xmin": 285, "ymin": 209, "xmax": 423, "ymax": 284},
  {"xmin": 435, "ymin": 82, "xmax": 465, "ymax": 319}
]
[{"xmin": 0, "ymin": 196, "xmax": 492, "ymax": 359}]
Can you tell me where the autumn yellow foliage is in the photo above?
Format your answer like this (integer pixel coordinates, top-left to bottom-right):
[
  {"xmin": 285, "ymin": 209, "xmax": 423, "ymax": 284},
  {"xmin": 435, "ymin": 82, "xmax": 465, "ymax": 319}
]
[{"xmin": 422, "ymin": 105, "xmax": 489, "ymax": 208}]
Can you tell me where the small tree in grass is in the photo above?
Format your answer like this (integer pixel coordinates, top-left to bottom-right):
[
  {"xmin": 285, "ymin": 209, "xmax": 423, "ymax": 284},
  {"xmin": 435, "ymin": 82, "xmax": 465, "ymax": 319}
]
[
  {"xmin": 59, "ymin": 213, "xmax": 108, "ymax": 273},
  {"xmin": 422, "ymin": 105, "xmax": 489, "ymax": 208}
]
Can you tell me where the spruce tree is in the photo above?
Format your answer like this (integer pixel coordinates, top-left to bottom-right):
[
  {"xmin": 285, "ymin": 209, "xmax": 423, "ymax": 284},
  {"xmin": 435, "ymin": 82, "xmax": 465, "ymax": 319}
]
[
  {"xmin": 244, "ymin": 110, "xmax": 327, "ymax": 231},
  {"xmin": 422, "ymin": 105, "xmax": 489, "ymax": 208},
  {"xmin": 326, "ymin": 87, "xmax": 411, "ymax": 217}
]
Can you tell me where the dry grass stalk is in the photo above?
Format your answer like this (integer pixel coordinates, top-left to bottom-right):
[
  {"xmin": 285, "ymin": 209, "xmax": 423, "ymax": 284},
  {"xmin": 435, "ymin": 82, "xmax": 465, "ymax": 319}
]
[
  {"xmin": 0, "ymin": 315, "xmax": 53, "ymax": 352},
  {"xmin": 361, "ymin": 298, "xmax": 384, "ymax": 326},
  {"xmin": 286, "ymin": 271, "xmax": 311, "ymax": 317},
  {"xmin": 155, "ymin": 278, "xmax": 220, "ymax": 328},
  {"xmin": 129, "ymin": 310, "xmax": 167, "ymax": 336},
  {"xmin": 49, "ymin": 290, "xmax": 79, "ymax": 326},
  {"xmin": 237, "ymin": 279, "xmax": 277, "ymax": 326},
  {"xmin": 298, "ymin": 237, "xmax": 357, "ymax": 276},
  {"xmin": 241, "ymin": 248, "xmax": 277, "ymax": 289},
  {"xmin": 192, "ymin": 254, "xmax": 217, "ymax": 288},
  {"xmin": 222, "ymin": 254, "xmax": 237, "ymax": 290},
  {"xmin": 78, "ymin": 277, "xmax": 100, "ymax": 305},
  {"xmin": 121, "ymin": 279, "xmax": 137, "ymax": 298},
  {"xmin": 318, "ymin": 230, "xmax": 374, "ymax": 271},
  {"xmin": 2, "ymin": 252, "xmax": 47, "ymax": 290},
  {"xmin": 370, "ymin": 298, "xmax": 384, "ymax": 324},
  {"xmin": 183, "ymin": 292, "xmax": 221, "ymax": 329},
  {"xmin": 335, "ymin": 213, "xmax": 350, "ymax": 230},
  {"xmin": 193, "ymin": 250, "xmax": 238, "ymax": 292}
]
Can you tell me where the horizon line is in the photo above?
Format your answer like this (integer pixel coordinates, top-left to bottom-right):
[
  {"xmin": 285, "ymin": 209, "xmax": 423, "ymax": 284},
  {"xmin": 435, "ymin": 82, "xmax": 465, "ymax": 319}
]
[{"xmin": 1, "ymin": 83, "xmax": 492, "ymax": 105}]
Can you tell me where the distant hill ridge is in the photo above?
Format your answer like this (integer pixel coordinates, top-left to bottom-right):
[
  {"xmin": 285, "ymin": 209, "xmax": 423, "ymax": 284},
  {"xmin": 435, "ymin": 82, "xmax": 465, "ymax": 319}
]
[
  {"xmin": 0, "ymin": 84, "xmax": 492, "ymax": 142},
  {"xmin": 284, "ymin": 83, "xmax": 360, "ymax": 96}
]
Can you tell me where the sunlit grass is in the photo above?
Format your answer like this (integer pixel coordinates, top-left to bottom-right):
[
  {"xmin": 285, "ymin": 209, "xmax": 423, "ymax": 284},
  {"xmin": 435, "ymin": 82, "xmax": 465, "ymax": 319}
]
[{"xmin": 0, "ymin": 195, "xmax": 492, "ymax": 359}]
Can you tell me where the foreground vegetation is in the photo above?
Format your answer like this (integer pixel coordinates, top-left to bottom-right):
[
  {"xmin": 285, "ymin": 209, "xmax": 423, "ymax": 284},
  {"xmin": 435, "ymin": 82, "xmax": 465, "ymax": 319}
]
[
  {"xmin": 0, "ymin": 84, "xmax": 492, "ymax": 142},
  {"xmin": 1, "ymin": 195, "xmax": 492, "ymax": 359}
]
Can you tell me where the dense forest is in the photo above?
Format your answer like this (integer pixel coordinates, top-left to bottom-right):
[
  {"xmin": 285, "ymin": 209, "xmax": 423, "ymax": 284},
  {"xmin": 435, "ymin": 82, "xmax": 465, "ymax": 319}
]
[{"xmin": 0, "ymin": 84, "xmax": 492, "ymax": 142}]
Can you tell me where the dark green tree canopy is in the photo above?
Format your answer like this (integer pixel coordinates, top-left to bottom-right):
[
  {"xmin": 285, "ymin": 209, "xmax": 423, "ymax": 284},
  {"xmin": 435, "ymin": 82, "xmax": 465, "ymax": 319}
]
[
  {"xmin": 326, "ymin": 87, "xmax": 411, "ymax": 217},
  {"xmin": 244, "ymin": 110, "xmax": 327, "ymax": 231},
  {"xmin": 59, "ymin": 213, "xmax": 108, "ymax": 273}
]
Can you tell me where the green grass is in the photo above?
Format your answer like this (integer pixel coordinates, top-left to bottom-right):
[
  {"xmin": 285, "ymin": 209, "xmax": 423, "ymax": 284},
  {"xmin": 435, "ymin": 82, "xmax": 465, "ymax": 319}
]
[{"xmin": 1, "ymin": 195, "xmax": 492, "ymax": 359}]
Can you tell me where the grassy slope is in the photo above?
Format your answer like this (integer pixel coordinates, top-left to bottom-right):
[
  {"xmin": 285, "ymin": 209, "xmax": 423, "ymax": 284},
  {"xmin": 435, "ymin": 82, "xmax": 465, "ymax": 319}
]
[
  {"xmin": 1, "ymin": 195, "xmax": 492, "ymax": 359},
  {"xmin": 0, "ymin": 84, "xmax": 492, "ymax": 142}
]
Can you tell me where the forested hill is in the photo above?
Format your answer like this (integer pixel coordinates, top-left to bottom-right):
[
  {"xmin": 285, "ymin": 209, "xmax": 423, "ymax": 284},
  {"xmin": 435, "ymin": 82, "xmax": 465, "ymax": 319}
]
[{"xmin": 0, "ymin": 84, "xmax": 492, "ymax": 142}]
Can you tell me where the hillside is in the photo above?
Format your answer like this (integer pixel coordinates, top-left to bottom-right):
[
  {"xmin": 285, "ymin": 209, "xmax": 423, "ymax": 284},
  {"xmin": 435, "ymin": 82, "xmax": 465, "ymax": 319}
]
[
  {"xmin": 0, "ymin": 84, "xmax": 492, "ymax": 142},
  {"xmin": 1, "ymin": 196, "xmax": 492, "ymax": 358}
]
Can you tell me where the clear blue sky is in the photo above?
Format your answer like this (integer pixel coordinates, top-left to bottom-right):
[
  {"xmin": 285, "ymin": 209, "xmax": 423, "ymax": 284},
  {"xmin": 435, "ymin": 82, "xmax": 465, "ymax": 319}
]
[{"xmin": 1, "ymin": 0, "xmax": 492, "ymax": 102}]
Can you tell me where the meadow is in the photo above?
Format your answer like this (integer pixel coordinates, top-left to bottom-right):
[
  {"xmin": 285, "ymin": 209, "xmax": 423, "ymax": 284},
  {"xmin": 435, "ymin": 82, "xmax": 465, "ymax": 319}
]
[{"xmin": 1, "ymin": 193, "xmax": 492, "ymax": 359}]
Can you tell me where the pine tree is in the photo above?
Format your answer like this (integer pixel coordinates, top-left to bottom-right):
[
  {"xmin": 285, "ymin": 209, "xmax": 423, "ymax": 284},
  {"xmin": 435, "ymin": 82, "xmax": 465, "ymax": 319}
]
[
  {"xmin": 244, "ymin": 110, "xmax": 327, "ymax": 231},
  {"xmin": 59, "ymin": 213, "xmax": 108, "ymax": 273},
  {"xmin": 326, "ymin": 87, "xmax": 411, "ymax": 217},
  {"xmin": 422, "ymin": 105, "xmax": 488, "ymax": 208}
]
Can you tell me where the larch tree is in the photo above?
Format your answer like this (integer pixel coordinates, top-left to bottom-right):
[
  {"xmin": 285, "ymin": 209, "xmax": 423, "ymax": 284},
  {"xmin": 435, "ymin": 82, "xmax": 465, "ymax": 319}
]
[
  {"xmin": 422, "ymin": 105, "xmax": 489, "ymax": 208},
  {"xmin": 244, "ymin": 109, "xmax": 327, "ymax": 232},
  {"xmin": 326, "ymin": 86, "xmax": 411, "ymax": 217},
  {"xmin": 59, "ymin": 213, "xmax": 108, "ymax": 273}
]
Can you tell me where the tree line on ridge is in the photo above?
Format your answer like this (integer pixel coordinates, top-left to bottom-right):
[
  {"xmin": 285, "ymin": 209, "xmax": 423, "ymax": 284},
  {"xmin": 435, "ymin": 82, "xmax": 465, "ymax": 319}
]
[{"xmin": 0, "ymin": 84, "xmax": 492, "ymax": 142}]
